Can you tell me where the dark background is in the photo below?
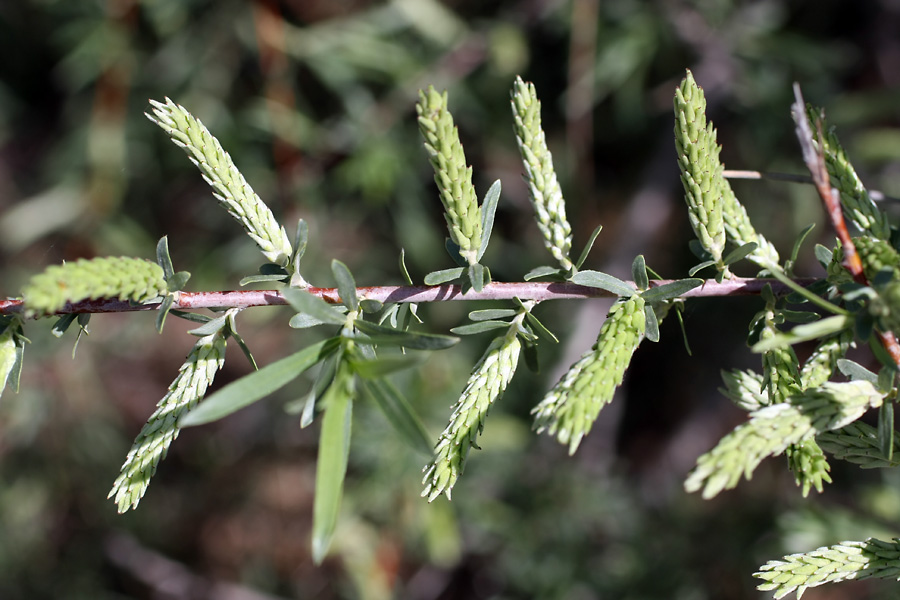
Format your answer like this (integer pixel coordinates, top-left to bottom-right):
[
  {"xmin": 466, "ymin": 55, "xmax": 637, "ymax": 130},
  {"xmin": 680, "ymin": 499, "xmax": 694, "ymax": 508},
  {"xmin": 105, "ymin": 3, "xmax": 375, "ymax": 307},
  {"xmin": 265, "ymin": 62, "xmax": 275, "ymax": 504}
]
[{"xmin": 2, "ymin": 1, "xmax": 900, "ymax": 598}]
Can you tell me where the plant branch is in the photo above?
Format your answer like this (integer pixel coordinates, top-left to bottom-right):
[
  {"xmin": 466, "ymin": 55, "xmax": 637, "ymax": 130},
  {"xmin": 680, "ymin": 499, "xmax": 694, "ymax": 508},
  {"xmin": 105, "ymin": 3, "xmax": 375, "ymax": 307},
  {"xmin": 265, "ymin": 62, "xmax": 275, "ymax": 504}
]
[{"xmin": 0, "ymin": 278, "xmax": 815, "ymax": 317}]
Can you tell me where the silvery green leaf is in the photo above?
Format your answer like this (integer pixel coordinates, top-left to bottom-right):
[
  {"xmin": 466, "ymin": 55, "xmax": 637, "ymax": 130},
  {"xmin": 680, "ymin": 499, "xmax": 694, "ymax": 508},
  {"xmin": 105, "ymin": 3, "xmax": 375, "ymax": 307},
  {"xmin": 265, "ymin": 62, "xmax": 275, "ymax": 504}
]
[
  {"xmin": 468, "ymin": 263, "xmax": 485, "ymax": 292},
  {"xmin": 814, "ymin": 243, "xmax": 834, "ymax": 268},
  {"xmin": 167, "ymin": 271, "xmax": 191, "ymax": 291},
  {"xmin": 837, "ymin": 358, "xmax": 878, "ymax": 384},
  {"xmin": 282, "ymin": 287, "xmax": 346, "ymax": 326},
  {"xmin": 179, "ymin": 337, "xmax": 340, "ymax": 427},
  {"xmin": 240, "ymin": 274, "xmax": 287, "ymax": 285},
  {"xmin": 188, "ymin": 315, "xmax": 228, "ymax": 336},
  {"xmin": 293, "ymin": 218, "xmax": 308, "ymax": 263},
  {"xmin": 878, "ymin": 402, "xmax": 894, "ymax": 461},
  {"xmin": 451, "ymin": 321, "xmax": 510, "ymax": 335},
  {"xmin": 51, "ymin": 314, "xmax": 78, "ymax": 338},
  {"xmin": 575, "ymin": 224, "xmax": 603, "ymax": 270},
  {"xmin": 354, "ymin": 320, "xmax": 459, "ymax": 350},
  {"xmin": 524, "ymin": 311, "xmax": 558, "ymax": 343},
  {"xmin": 169, "ymin": 310, "xmax": 212, "ymax": 324},
  {"xmin": 226, "ymin": 312, "xmax": 257, "ymax": 370},
  {"xmin": 569, "ymin": 270, "xmax": 635, "ymax": 297},
  {"xmin": 524, "ymin": 266, "xmax": 563, "ymax": 281},
  {"xmin": 723, "ymin": 242, "xmax": 758, "ymax": 266},
  {"xmin": 688, "ymin": 260, "xmax": 716, "ymax": 276},
  {"xmin": 469, "ymin": 309, "xmax": 517, "ymax": 321},
  {"xmin": 477, "ymin": 180, "xmax": 502, "ymax": 261},
  {"xmin": 290, "ymin": 313, "xmax": 332, "ymax": 329},
  {"xmin": 398, "ymin": 248, "xmax": 414, "ymax": 285},
  {"xmin": 644, "ymin": 304, "xmax": 660, "ymax": 342},
  {"xmin": 781, "ymin": 310, "xmax": 819, "ymax": 323},
  {"xmin": 332, "ymin": 259, "xmax": 359, "ymax": 312},
  {"xmin": 640, "ymin": 279, "xmax": 703, "ymax": 304},
  {"xmin": 424, "ymin": 267, "xmax": 465, "ymax": 286},
  {"xmin": 156, "ymin": 236, "xmax": 175, "ymax": 280},
  {"xmin": 155, "ymin": 294, "xmax": 175, "ymax": 333},
  {"xmin": 790, "ymin": 224, "xmax": 816, "ymax": 266},
  {"xmin": 445, "ymin": 238, "xmax": 467, "ymax": 267},
  {"xmin": 359, "ymin": 299, "xmax": 383, "ymax": 314},
  {"xmin": 632, "ymin": 255, "xmax": 649, "ymax": 291},
  {"xmin": 297, "ymin": 351, "xmax": 339, "ymax": 426},
  {"xmin": 751, "ymin": 315, "xmax": 851, "ymax": 353}
]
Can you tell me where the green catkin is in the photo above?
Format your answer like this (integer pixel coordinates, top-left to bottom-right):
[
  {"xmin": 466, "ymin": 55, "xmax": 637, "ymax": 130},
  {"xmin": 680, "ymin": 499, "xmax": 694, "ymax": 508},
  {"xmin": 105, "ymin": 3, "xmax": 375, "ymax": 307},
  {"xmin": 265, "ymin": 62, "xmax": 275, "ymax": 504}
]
[
  {"xmin": 21, "ymin": 257, "xmax": 167, "ymax": 316},
  {"xmin": 674, "ymin": 70, "xmax": 727, "ymax": 272},
  {"xmin": 147, "ymin": 98, "xmax": 294, "ymax": 267},
  {"xmin": 809, "ymin": 106, "xmax": 892, "ymax": 241},
  {"xmin": 719, "ymin": 179, "xmax": 781, "ymax": 266},
  {"xmin": 416, "ymin": 86, "xmax": 482, "ymax": 264},
  {"xmin": 422, "ymin": 326, "xmax": 521, "ymax": 501},
  {"xmin": 532, "ymin": 295, "xmax": 645, "ymax": 454},
  {"xmin": 109, "ymin": 328, "xmax": 227, "ymax": 512},
  {"xmin": 755, "ymin": 537, "xmax": 900, "ymax": 599},
  {"xmin": 510, "ymin": 76, "xmax": 574, "ymax": 271},
  {"xmin": 720, "ymin": 369, "xmax": 768, "ymax": 412},
  {"xmin": 800, "ymin": 329, "xmax": 854, "ymax": 389},
  {"xmin": 685, "ymin": 380, "xmax": 882, "ymax": 499}
]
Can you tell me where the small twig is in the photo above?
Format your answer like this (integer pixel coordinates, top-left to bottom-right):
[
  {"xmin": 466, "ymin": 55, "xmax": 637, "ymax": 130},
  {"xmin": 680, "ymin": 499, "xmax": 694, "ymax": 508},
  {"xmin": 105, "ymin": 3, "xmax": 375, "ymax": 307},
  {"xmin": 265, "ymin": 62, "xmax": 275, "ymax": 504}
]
[
  {"xmin": 723, "ymin": 171, "xmax": 898, "ymax": 203},
  {"xmin": 0, "ymin": 278, "xmax": 815, "ymax": 317},
  {"xmin": 790, "ymin": 82, "xmax": 900, "ymax": 368}
]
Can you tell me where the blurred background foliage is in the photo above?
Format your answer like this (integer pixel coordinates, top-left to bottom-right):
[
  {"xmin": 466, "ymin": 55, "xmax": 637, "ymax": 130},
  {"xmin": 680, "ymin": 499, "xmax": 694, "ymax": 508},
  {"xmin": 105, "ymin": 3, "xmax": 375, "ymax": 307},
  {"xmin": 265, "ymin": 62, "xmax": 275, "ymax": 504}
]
[{"xmin": 2, "ymin": 0, "xmax": 900, "ymax": 598}]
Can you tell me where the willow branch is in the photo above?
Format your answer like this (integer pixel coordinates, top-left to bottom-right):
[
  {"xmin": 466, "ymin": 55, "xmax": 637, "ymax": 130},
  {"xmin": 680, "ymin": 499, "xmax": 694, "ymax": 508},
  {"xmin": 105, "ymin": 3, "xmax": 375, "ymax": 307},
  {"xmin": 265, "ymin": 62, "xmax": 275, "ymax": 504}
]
[{"xmin": 0, "ymin": 278, "xmax": 814, "ymax": 317}]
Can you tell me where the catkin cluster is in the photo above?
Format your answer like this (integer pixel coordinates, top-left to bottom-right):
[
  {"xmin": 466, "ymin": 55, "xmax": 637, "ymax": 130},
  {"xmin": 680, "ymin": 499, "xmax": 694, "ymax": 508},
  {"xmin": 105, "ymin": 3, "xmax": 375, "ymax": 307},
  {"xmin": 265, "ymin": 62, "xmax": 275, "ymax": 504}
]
[
  {"xmin": 416, "ymin": 87, "xmax": 482, "ymax": 264},
  {"xmin": 422, "ymin": 329, "xmax": 521, "ymax": 501},
  {"xmin": 109, "ymin": 330, "xmax": 227, "ymax": 512},
  {"xmin": 685, "ymin": 380, "xmax": 883, "ymax": 499},
  {"xmin": 532, "ymin": 295, "xmax": 645, "ymax": 454},
  {"xmin": 510, "ymin": 76, "xmax": 574, "ymax": 271},
  {"xmin": 21, "ymin": 256, "xmax": 168, "ymax": 316},
  {"xmin": 147, "ymin": 98, "xmax": 293, "ymax": 267},
  {"xmin": 756, "ymin": 537, "xmax": 900, "ymax": 599}
]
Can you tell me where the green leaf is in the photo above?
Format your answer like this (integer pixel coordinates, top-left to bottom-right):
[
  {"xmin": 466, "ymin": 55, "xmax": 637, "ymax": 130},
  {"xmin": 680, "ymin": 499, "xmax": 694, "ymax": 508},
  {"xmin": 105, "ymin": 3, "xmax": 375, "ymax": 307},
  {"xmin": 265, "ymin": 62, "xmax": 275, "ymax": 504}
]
[
  {"xmin": 155, "ymin": 294, "xmax": 175, "ymax": 333},
  {"xmin": 51, "ymin": 314, "xmax": 78, "ymax": 338},
  {"xmin": 751, "ymin": 315, "xmax": 852, "ymax": 353},
  {"xmin": 468, "ymin": 263, "xmax": 485, "ymax": 293},
  {"xmin": 188, "ymin": 315, "xmax": 228, "ymax": 337},
  {"xmin": 878, "ymin": 401, "xmax": 894, "ymax": 461},
  {"xmin": 688, "ymin": 260, "xmax": 716, "ymax": 276},
  {"xmin": 226, "ymin": 312, "xmax": 258, "ymax": 370},
  {"xmin": 399, "ymin": 248, "xmax": 414, "ymax": 285},
  {"xmin": 167, "ymin": 271, "xmax": 191, "ymax": 291},
  {"xmin": 348, "ymin": 352, "xmax": 425, "ymax": 378},
  {"xmin": 575, "ymin": 224, "xmax": 603, "ymax": 270},
  {"xmin": 0, "ymin": 325, "xmax": 19, "ymax": 398},
  {"xmin": 424, "ymin": 267, "xmax": 466, "ymax": 286},
  {"xmin": 469, "ymin": 309, "xmax": 517, "ymax": 321},
  {"xmin": 240, "ymin": 274, "xmax": 288, "ymax": 285},
  {"xmin": 450, "ymin": 321, "xmax": 510, "ymax": 335},
  {"xmin": 723, "ymin": 242, "xmax": 758, "ymax": 266},
  {"xmin": 179, "ymin": 338, "xmax": 339, "ymax": 427},
  {"xmin": 290, "ymin": 313, "xmax": 335, "ymax": 329},
  {"xmin": 644, "ymin": 304, "xmax": 660, "ymax": 342},
  {"xmin": 282, "ymin": 287, "xmax": 346, "ymax": 326},
  {"xmin": 362, "ymin": 378, "xmax": 432, "ymax": 455},
  {"xmin": 569, "ymin": 270, "xmax": 635, "ymax": 297},
  {"xmin": 789, "ymin": 224, "xmax": 816, "ymax": 268},
  {"xmin": 445, "ymin": 238, "xmax": 467, "ymax": 267},
  {"xmin": 312, "ymin": 365, "xmax": 354, "ymax": 565},
  {"xmin": 632, "ymin": 255, "xmax": 649, "ymax": 291},
  {"xmin": 477, "ymin": 180, "xmax": 502, "ymax": 261},
  {"xmin": 814, "ymin": 243, "xmax": 834, "ymax": 268},
  {"xmin": 837, "ymin": 358, "xmax": 878, "ymax": 384},
  {"xmin": 359, "ymin": 299, "xmax": 383, "ymax": 314},
  {"xmin": 293, "ymin": 218, "xmax": 309, "ymax": 263},
  {"xmin": 331, "ymin": 260, "xmax": 359, "ymax": 312},
  {"xmin": 640, "ymin": 279, "xmax": 703, "ymax": 304},
  {"xmin": 354, "ymin": 320, "xmax": 459, "ymax": 350},
  {"xmin": 170, "ymin": 310, "xmax": 212, "ymax": 324},
  {"xmin": 523, "ymin": 341, "xmax": 540, "ymax": 373},
  {"xmin": 296, "ymin": 351, "xmax": 340, "ymax": 426},
  {"xmin": 156, "ymin": 236, "xmax": 175, "ymax": 280},
  {"xmin": 523, "ymin": 311, "xmax": 559, "ymax": 343},
  {"xmin": 524, "ymin": 266, "xmax": 563, "ymax": 281},
  {"xmin": 780, "ymin": 310, "xmax": 820, "ymax": 323}
]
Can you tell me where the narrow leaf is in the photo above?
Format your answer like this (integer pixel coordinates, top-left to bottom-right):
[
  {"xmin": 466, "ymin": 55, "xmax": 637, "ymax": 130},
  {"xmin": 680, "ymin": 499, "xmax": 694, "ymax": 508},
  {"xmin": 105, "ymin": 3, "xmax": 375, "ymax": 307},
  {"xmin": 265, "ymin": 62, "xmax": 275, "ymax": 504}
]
[
  {"xmin": 155, "ymin": 294, "xmax": 175, "ymax": 333},
  {"xmin": 293, "ymin": 218, "xmax": 309, "ymax": 263},
  {"xmin": 790, "ymin": 223, "xmax": 816, "ymax": 267},
  {"xmin": 570, "ymin": 270, "xmax": 635, "ymax": 297},
  {"xmin": 469, "ymin": 309, "xmax": 517, "ymax": 321},
  {"xmin": 240, "ymin": 274, "xmax": 288, "ymax": 285},
  {"xmin": 399, "ymin": 249, "xmax": 414, "ymax": 285},
  {"xmin": 290, "ymin": 313, "xmax": 334, "ymax": 329},
  {"xmin": 575, "ymin": 224, "xmax": 603, "ymax": 270},
  {"xmin": 282, "ymin": 287, "xmax": 346, "ymax": 326},
  {"xmin": 878, "ymin": 401, "xmax": 895, "ymax": 461},
  {"xmin": 640, "ymin": 279, "xmax": 703, "ymax": 304},
  {"xmin": 632, "ymin": 255, "xmax": 649, "ymax": 291},
  {"xmin": 524, "ymin": 266, "xmax": 563, "ymax": 281},
  {"xmin": 156, "ymin": 236, "xmax": 175, "ymax": 280},
  {"xmin": 477, "ymin": 180, "xmax": 502, "ymax": 261},
  {"xmin": 362, "ymin": 378, "xmax": 432, "ymax": 455},
  {"xmin": 837, "ymin": 358, "xmax": 879, "ymax": 384},
  {"xmin": 524, "ymin": 311, "xmax": 559, "ymax": 343},
  {"xmin": 424, "ymin": 267, "xmax": 466, "ymax": 286},
  {"xmin": 644, "ymin": 304, "xmax": 660, "ymax": 342},
  {"xmin": 166, "ymin": 271, "xmax": 190, "ymax": 291},
  {"xmin": 450, "ymin": 321, "xmax": 510, "ymax": 335},
  {"xmin": 814, "ymin": 244, "xmax": 834, "ymax": 268},
  {"xmin": 468, "ymin": 263, "xmax": 485, "ymax": 293},
  {"xmin": 723, "ymin": 242, "xmax": 758, "ymax": 266},
  {"xmin": 751, "ymin": 315, "xmax": 852, "ymax": 353},
  {"xmin": 354, "ymin": 319, "xmax": 459, "ymax": 350},
  {"xmin": 179, "ymin": 338, "xmax": 339, "ymax": 426},
  {"xmin": 445, "ymin": 238, "xmax": 467, "ymax": 267},
  {"xmin": 312, "ymin": 367, "xmax": 353, "ymax": 564},
  {"xmin": 688, "ymin": 260, "xmax": 716, "ymax": 276},
  {"xmin": 331, "ymin": 260, "xmax": 359, "ymax": 312}
]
